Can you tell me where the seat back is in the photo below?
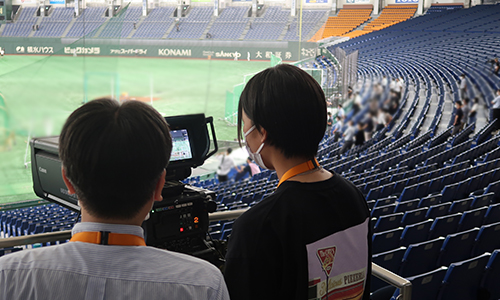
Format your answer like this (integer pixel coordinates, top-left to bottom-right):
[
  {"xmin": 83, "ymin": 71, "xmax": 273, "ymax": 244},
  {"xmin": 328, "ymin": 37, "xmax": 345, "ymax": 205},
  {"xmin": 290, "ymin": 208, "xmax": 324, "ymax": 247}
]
[
  {"xmin": 472, "ymin": 221, "xmax": 500, "ymax": 256},
  {"xmin": 372, "ymin": 227, "xmax": 404, "ymax": 254},
  {"xmin": 448, "ymin": 198, "xmax": 473, "ymax": 214},
  {"xmin": 457, "ymin": 207, "xmax": 488, "ymax": 232},
  {"xmin": 437, "ymin": 228, "xmax": 479, "ymax": 267},
  {"xmin": 437, "ymin": 253, "xmax": 490, "ymax": 300},
  {"xmin": 428, "ymin": 213, "xmax": 462, "ymax": 240},
  {"xmin": 426, "ymin": 202, "xmax": 452, "ymax": 219},
  {"xmin": 392, "ymin": 267, "xmax": 448, "ymax": 300},
  {"xmin": 480, "ymin": 250, "xmax": 500, "ymax": 300},
  {"xmin": 400, "ymin": 219, "xmax": 434, "ymax": 247},
  {"xmin": 371, "ymin": 247, "xmax": 407, "ymax": 292},
  {"xmin": 401, "ymin": 207, "xmax": 428, "ymax": 226},
  {"xmin": 399, "ymin": 237, "xmax": 445, "ymax": 278}
]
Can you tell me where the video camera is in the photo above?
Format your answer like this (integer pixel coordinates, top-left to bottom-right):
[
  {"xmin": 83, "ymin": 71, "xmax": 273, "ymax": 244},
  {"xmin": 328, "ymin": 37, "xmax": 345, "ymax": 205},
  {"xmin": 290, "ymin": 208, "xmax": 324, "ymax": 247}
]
[{"xmin": 31, "ymin": 113, "xmax": 223, "ymax": 264}]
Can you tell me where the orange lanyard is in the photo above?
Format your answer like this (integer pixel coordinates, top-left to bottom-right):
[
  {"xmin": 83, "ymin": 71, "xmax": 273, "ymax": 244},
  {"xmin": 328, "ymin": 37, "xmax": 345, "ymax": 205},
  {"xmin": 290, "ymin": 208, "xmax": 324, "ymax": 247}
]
[
  {"xmin": 70, "ymin": 231, "xmax": 146, "ymax": 246},
  {"xmin": 278, "ymin": 158, "xmax": 320, "ymax": 188}
]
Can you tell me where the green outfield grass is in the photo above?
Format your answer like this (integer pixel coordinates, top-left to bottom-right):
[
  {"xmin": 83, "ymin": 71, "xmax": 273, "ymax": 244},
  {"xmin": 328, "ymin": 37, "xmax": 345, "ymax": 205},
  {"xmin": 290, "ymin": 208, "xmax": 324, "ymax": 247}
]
[{"xmin": 0, "ymin": 55, "xmax": 270, "ymax": 204}]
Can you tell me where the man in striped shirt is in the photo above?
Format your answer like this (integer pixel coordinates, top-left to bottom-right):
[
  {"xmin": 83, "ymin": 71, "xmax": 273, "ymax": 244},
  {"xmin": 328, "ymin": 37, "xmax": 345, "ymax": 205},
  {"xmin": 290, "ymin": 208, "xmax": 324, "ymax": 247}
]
[{"xmin": 0, "ymin": 99, "xmax": 229, "ymax": 300}]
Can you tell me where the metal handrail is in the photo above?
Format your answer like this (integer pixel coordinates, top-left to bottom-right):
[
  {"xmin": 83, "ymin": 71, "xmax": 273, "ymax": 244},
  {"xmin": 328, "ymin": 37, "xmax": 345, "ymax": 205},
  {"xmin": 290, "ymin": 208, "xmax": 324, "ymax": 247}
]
[{"xmin": 0, "ymin": 207, "xmax": 411, "ymax": 300}]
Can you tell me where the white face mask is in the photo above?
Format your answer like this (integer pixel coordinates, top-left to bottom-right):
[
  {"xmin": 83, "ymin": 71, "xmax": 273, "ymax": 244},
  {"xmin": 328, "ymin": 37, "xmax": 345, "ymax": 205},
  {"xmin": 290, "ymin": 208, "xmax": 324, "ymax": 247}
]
[{"xmin": 244, "ymin": 125, "xmax": 269, "ymax": 170}]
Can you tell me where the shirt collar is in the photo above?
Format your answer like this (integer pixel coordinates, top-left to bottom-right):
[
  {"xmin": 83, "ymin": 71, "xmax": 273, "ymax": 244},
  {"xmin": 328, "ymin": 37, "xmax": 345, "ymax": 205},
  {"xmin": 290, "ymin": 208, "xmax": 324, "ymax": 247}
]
[{"xmin": 72, "ymin": 222, "xmax": 145, "ymax": 239}]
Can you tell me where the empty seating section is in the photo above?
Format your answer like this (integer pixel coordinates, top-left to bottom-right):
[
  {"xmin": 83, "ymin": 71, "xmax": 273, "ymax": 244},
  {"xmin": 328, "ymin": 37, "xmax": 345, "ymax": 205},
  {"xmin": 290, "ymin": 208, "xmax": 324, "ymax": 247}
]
[
  {"xmin": 33, "ymin": 8, "xmax": 74, "ymax": 37},
  {"xmin": 66, "ymin": 7, "xmax": 107, "ymax": 38},
  {"xmin": 206, "ymin": 7, "xmax": 249, "ymax": 40},
  {"xmin": 426, "ymin": 3, "xmax": 463, "ymax": 14},
  {"xmin": 133, "ymin": 7, "xmax": 175, "ymax": 39},
  {"xmin": 283, "ymin": 10, "xmax": 327, "ymax": 41},
  {"xmin": 343, "ymin": 4, "xmax": 417, "ymax": 38},
  {"xmin": 321, "ymin": 5, "xmax": 372, "ymax": 38},
  {"xmin": 244, "ymin": 6, "xmax": 289, "ymax": 40},
  {"xmin": 167, "ymin": 7, "xmax": 212, "ymax": 39},
  {"xmin": 2, "ymin": 7, "xmax": 37, "ymax": 37},
  {"xmin": 98, "ymin": 6, "xmax": 142, "ymax": 38}
]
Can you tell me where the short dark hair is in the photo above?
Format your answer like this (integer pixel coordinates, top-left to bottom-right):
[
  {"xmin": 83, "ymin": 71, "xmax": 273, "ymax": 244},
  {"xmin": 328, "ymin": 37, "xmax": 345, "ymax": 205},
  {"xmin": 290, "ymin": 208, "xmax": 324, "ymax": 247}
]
[
  {"xmin": 59, "ymin": 99, "xmax": 172, "ymax": 220},
  {"xmin": 237, "ymin": 64, "xmax": 326, "ymax": 159},
  {"xmin": 227, "ymin": 148, "xmax": 232, "ymax": 154},
  {"xmin": 456, "ymin": 100, "xmax": 462, "ymax": 106}
]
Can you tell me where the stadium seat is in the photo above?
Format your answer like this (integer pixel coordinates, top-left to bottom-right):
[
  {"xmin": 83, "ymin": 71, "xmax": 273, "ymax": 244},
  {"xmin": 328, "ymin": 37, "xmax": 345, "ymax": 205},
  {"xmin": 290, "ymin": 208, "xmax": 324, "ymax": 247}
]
[
  {"xmin": 401, "ymin": 207, "xmax": 428, "ymax": 226},
  {"xmin": 399, "ymin": 237, "xmax": 445, "ymax": 278},
  {"xmin": 480, "ymin": 250, "xmax": 500, "ymax": 300},
  {"xmin": 419, "ymin": 194, "xmax": 442, "ymax": 208},
  {"xmin": 394, "ymin": 199, "xmax": 420, "ymax": 213},
  {"xmin": 391, "ymin": 267, "xmax": 448, "ymax": 300},
  {"xmin": 437, "ymin": 228, "xmax": 479, "ymax": 267},
  {"xmin": 470, "ymin": 192, "xmax": 495, "ymax": 209},
  {"xmin": 448, "ymin": 198, "xmax": 473, "ymax": 214},
  {"xmin": 373, "ymin": 212, "xmax": 404, "ymax": 233},
  {"xmin": 426, "ymin": 202, "xmax": 452, "ymax": 219},
  {"xmin": 472, "ymin": 222, "xmax": 500, "ymax": 256},
  {"xmin": 457, "ymin": 207, "xmax": 488, "ymax": 232},
  {"xmin": 371, "ymin": 247, "xmax": 407, "ymax": 292},
  {"xmin": 428, "ymin": 213, "xmax": 462, "ymax": 239},
  {"xmin": 437, "ymin": 253, "xmax": 491, "ymax": 300},
  {"xmin": 372, "ymin": 227, "xmax": 404, "ymax": 254},
  {"xmin": 371, "ymin": 203, "xmax": 397, "ymax": 218},
  {"xmin": 483, "ymin": 203, "xmax": 500, "ymax": 225},
  {"xmin": 400, "ymin": 219, "xmax": 434, "ymax": 247}
]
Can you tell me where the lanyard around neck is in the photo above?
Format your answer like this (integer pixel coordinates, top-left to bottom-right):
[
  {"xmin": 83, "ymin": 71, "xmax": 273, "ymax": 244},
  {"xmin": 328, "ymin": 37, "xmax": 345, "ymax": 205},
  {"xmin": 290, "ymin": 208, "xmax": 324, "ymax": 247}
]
[
  {"xmin": 70, "ymin": 231, "xmax": 146, "ymax": 246},
  {"xmin": 278, "ymin": 158, "xmax": 320, "ymax": 188}
]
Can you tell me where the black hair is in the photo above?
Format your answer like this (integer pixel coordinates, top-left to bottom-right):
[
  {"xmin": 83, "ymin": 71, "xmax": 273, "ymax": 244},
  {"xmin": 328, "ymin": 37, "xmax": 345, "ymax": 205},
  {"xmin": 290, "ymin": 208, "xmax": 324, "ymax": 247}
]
[
  {"xmin": 456, "ymin": 100, "xmax": 463, "ymax": 106},
  {"xmin": 227, "ymin": 148, "xmax": 233, "ymax": 154},
  {"xmin": 237, "ymin": 64, "xmax": 326, "ymax": 159},
  {"xmin": 59, "ymin": 98, "xmax": 172, "ymax": 220}
]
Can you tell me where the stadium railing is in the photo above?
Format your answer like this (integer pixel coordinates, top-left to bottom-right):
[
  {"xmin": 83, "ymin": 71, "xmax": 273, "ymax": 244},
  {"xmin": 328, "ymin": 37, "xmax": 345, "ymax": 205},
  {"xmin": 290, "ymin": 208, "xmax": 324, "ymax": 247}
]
[{"xmin": 0, "ymin": 208, "xmax": 413, "ymax": 300}]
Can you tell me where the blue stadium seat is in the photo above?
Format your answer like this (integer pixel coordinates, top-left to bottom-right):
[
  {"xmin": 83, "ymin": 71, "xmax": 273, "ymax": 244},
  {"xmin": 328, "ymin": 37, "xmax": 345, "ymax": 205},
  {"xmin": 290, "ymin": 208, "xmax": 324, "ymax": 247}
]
[
  {"xmin": 371, "ymin": 203, "xmax": 397, "ymax": 218},
  {"xmin": 457, "ymin": 207, "xmax": 488, "ymax": 232},
  {"xmin": 426, "ymin": 203, "xmax": 452, "ymax": 219},
  {"xmin": 400, "ymin": 219, "xmax": 434, "ymax": 247},
  {"xmin": 483, "ymin": 203, "xmax": 500, "ymax": 225},
  {"xmin": 399, "ymin": 237, "xmax": 445, "ymax": 278},
  {"xmin": 428, "ymin": 213, "xmax": 462, "ymax": 239},
  {"xmin": 401, "ymin": 207, "xmax": 428, "ymax": 227},
  {"xmin": 391, "ymin": 267, "xmax": 448, "ymax": 300},
  {"xmin": 470, "ymin": 192, "xmax": 494, "ymax": 209},
  {"xmin": 220, "ymin": 228, "xmax": 232, "ymax": 241},
  {"xmin": 480, "ymin": 250, "xmax": 500, "ymax": 300},
  {"xmin": 419, "ymin": 194, "xmax": 442, "ymax": 208},
  {"xmin": 394, "ymin": 199, "xmax": 420, "ymax": 213},
  {"xmin": 448, "ymin": 198, "xmax": 473, "ymax": 214},
  {"xmin": 371, "ymin": 247, "xmax": 407, "ymax": 292},
  {"xmin": 372, "ymin": 227, "xmax": 404, "ymax": 254},
  {"xmin": 437, "ymin": 228, "xmax": 479, "ymax": 267},
  {"xmin": 437, "ymin": 253, "xmax": 491, "ymax": 300},
  {"xmin": 374, "ymin": 196, "xmax": 398, "ymax": 208},
  {"xmin": 373, "ymin": 213, "xmax": 404, "ymax": 233},
  {"xmin": 472, "ymin": 222, "xmax": 500, "ymax": 256}
]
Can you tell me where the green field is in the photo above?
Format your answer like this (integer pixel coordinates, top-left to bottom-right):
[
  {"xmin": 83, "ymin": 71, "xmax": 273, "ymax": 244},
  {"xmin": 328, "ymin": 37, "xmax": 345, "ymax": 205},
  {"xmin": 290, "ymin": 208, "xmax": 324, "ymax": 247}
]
[{"xmin": 0, "ymin": 55, "xmax": 270, "ymax": 204}]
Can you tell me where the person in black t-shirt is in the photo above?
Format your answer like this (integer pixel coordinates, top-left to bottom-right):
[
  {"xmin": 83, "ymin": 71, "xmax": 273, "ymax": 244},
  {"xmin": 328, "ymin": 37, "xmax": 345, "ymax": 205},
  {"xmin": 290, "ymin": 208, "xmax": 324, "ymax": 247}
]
[
  {"xmin": 224, "ymin": 64, "xmax": 372, "ymax": 300},
  {"xmin": 355, "ymin": 122, "xmax": 365, "ymax": 146},
  {"xmin": 452, "ymin": 100, "xmax": 464, "ymax": 135}
]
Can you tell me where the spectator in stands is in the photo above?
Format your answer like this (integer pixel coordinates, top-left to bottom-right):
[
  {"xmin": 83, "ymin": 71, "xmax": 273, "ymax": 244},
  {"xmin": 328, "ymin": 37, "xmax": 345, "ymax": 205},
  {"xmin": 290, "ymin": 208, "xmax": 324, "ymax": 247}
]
[
  {"xmin": 376, "ymin": 108, "xmax": 387, "ymax": 131},
  {"xmin": 355, "ymin": 122, "xmax": 366, "ymax": 146},
  {"xmin": 337, "ymin": 103, "xmax": 345, "ymax": 120},
  {"xmin": 217, "ymin": 148, "xmax": 235, "ymax": 182},
  {"xmin": 347, "ymin": 86, "xmax": 353, "ymax": 99},
  {"xmin": 394, "ymin": 77, "xmax": 403, "ymax": 98},
  {"xmin": 469, "ymin": 97, "xmax": 479, "ymax": 124},
  {"xmin": 176, "ymin": 22, "xmax": 180, "ymax": 32},
  {"xmin": 462, "ymin": 97, "xmax": 471, "ymax": 125},
  {"xmin": 0, "ymin": 99, "xmax": 229, "ymax": 300},
  {"xmin": 36, "ymin": 25, "xmax": 39, "ymax": 31},
  {"xmin": 459, "ymin": 74, "xmax": 467, "ymax": 100},
  {"xmin": 362, "ymin": 112, "xmax": 375, "ymax": 141},
  {"xmin": 331, "ymin": 115, "xmax": 343, "ymax": 142},
  {"xmin": 326, "ymin": 111, "xmax": 333, "ymax": 136},
  {"xmin": 490, "ymin": 57, "xmax": 499, "ymax": 75},
  {"xmin": 133, "ymin": 22, "xmax": 136, "ymax": 29},
  {"xmin": 341, "ymin": 120, "xmax": 355, "ymax": 154},
  {"xmin": 381, "ymin": 75, "xmax": 388, "ymax": 87},
  {"xmin": 225, "ymin": 64, "xmax": 371, "ymax": 300},
  {"xmin": 452, "ymin": 100, "xmax": 464, "ymax": 135},
  {"xmin": 235, "ymin": 157, "xmax": 261, "ymax": 181},
  {"xmin": 491, "ymin": 89, "xmax": 500, "ymax": 129},
  {"xmin": 353, "ymin": 92, "xmax": 362, "ymax": 113}
]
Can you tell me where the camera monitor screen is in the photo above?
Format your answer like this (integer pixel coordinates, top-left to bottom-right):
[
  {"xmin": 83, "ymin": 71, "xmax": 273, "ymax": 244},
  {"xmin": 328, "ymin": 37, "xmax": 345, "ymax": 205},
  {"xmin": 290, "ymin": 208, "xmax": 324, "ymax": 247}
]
[{"xmin": 170, "ymin": 129, "xmax": 193, "ymax": 162}]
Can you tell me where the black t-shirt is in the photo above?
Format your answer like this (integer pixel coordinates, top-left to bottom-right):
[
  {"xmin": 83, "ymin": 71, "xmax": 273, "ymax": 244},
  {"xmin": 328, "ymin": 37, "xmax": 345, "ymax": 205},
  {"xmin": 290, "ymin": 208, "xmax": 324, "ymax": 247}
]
[
  {"xmin": 224, "ymin": 173, "xmax": 372, "ymax": 300},
  {"xmin": 455, "ymin": 108, "xmax": 463, "ymax": 126},
  {"xmin": 355, "ymin": 129, "xmax": 365, "ymax": 145}
]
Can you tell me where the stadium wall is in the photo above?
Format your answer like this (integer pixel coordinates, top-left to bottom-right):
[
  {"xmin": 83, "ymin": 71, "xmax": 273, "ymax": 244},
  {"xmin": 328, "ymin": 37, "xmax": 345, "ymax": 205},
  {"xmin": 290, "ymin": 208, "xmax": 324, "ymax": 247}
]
[{"xmin": 0, "ymin": 37, "xmax": 319, "ymax": 61}]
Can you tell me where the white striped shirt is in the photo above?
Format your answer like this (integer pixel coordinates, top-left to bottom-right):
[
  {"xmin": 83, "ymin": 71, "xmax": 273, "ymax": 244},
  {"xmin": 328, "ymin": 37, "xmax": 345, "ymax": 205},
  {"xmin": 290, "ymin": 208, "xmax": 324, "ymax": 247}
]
[{"xmin": 0, "ymin": 222, "xmax": 229, "ymax": 300}]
